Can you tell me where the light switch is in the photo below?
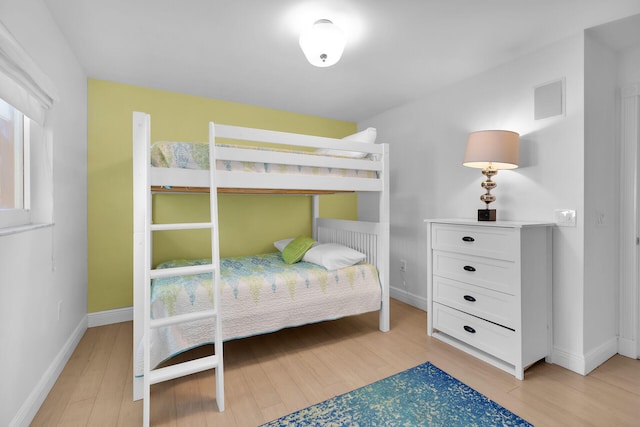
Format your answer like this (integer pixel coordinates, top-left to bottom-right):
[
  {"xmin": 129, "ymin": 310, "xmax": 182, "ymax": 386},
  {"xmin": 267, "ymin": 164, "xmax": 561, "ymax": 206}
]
[{"xmin": 554, "ymin": 209, "xmax": 576, "ymax": 227}]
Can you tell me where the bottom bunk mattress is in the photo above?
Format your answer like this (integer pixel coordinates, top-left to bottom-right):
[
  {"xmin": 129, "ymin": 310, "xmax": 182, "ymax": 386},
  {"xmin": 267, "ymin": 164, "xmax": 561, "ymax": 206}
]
[{"xmin": 135, "ymin": 252, "xmax": 382, "ymax": 376}]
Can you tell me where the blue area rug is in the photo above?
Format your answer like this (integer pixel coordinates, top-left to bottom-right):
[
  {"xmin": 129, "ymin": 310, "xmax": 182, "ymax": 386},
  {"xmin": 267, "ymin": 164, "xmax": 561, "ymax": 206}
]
[{"xmin": 261, "ymin": 362, "xmax": 532, "ymax": 426}]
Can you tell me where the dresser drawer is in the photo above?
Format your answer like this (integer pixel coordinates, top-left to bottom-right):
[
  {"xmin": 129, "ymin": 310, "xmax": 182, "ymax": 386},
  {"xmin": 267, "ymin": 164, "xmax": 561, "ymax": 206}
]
[
  {"xmin": 431, "ymin": 223, "xmax": 517, "ymax": 261},
  {"xmin": 433, "ymin": 275, "xmax": 517, "ymax": 329},
  {"xmin": 432, "ymin": 250, "xmax": 517, "ymax": 295},
  {"xmin": 432, "ymin": 303, "xmax": 515, "ymax": 364}
]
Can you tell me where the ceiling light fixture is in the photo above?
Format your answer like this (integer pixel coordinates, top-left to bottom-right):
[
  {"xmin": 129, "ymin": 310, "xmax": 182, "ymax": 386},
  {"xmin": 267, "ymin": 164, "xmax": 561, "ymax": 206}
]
[{"xmin": 299, "ymin": 19, "xmax": 346, "ymax": 67}]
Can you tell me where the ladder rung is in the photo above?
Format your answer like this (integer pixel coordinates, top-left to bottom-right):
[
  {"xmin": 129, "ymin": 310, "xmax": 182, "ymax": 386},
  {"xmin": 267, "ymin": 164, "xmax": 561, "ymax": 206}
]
[
  {"xmin": 148, "ymin": 355, "xmax": 219, "ymax": 385},
  {"xmin": 151, "ymin": 222, "xmax": 214, "ymax": 231},
  {"xmin": 150, "ymin": 309, "xmax": 217, "ymax": 329},
  {"xmin": 150, "ymin": 264, "xmax": 215, "ymax": 279}
]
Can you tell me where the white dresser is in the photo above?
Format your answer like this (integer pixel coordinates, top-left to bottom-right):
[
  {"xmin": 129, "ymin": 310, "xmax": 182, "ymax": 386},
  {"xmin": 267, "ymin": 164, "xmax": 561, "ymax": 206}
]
[{"xmin": 425, "ymin": 219, "xmax": 552, "ymax": 379}]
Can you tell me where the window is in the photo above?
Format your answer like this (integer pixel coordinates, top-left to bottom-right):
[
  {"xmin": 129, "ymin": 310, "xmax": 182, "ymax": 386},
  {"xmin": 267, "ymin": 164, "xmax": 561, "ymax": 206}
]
[
  {"xmin": 0, "ymin": 97, "xmax": 30, "ymax": 228},
  {"xmin": 0, "ymin": 20, "xmax": 58, "ymax": 232}
]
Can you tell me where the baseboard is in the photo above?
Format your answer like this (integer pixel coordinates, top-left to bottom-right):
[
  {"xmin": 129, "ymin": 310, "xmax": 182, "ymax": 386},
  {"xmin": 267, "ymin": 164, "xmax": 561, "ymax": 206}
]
[
  {"xmin": 10, "ymin": 315, "xmax": 87, "ymax": 427},
  {"xmin": 551, "ymin": 346, "xmax": 586, "ymax": 375},
  {"xmin": 584, "ymin": 337, "xmax": 618, "ymax": 374},
  {"xmin": 390, "ymin": 286, "xmax": 427, "ymax": 311},
  {"xmin": 88, "ymin": 306, "xmax": 133, "ymax": 327},
  {"xmin": 618, "ymin": 337, "xmax": 638, "ymax": 358},
  {"xmin": 552, "ymin": 336, "xmax": 619, "ymax": 376}
]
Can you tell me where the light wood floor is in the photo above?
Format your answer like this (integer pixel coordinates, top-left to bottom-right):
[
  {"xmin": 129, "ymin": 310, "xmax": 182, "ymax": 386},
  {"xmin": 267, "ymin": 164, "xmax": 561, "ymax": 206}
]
[{"xmin": 32, "ymin": 299, "xmax": 640, "ymax": 426}]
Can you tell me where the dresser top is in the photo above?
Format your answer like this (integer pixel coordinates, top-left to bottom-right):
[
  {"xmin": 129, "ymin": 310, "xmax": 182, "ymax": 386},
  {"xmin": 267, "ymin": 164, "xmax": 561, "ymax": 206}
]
[{"xmin": 424, "ymin": 218, "xmax": 554, "ymax": 228}]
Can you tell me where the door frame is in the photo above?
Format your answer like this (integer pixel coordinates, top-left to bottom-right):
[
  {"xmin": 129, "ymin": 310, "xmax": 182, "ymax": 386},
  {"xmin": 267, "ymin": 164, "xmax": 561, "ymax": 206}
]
[{"xmin": 619, "ymin": 83, "xmax": 640, "ymax": 358}]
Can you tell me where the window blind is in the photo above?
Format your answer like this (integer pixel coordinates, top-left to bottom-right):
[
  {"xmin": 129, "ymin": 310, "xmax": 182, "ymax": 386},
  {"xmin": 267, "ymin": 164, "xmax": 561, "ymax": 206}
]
[{"xmin": 0, "ymin": 20, "xmax": 59, "ymax": 124}]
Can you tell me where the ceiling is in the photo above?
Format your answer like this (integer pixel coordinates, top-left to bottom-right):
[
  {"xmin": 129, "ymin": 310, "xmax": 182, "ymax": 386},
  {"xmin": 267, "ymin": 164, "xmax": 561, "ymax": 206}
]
[{"xmin": 43, "ymin": 0, "xmax": 640, "ymax": 122}]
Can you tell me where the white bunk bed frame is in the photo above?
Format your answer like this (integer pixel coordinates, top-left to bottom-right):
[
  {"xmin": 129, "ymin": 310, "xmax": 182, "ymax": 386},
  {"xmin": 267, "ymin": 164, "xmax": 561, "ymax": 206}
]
[{"xmin": 132, "ymin": 112, "xmax": 390, "ymax": 413}]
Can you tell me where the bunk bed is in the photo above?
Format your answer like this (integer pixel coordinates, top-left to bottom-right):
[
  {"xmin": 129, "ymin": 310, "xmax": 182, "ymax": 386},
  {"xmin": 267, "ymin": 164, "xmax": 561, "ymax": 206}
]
[{"xmin": 132, "ymin": 112, "xmax": 390, "ymax": 419}]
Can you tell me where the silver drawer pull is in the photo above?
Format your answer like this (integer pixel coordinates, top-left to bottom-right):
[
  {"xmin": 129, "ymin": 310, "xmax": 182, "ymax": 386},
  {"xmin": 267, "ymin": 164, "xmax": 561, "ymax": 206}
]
[
  {"xmin": 463, "ymin": 325, "xmax": 476, "ymax": 334},
  {"xmin": 463, "ymin": 265, "xmax": 476, "ymax": 272},
  {"xmin": 463, "ymin": 295, "xmax": 476, "ymax": 302},
  {"xmin": 462, "ymin": 236, "xmax": 475, "ymax": 242}
]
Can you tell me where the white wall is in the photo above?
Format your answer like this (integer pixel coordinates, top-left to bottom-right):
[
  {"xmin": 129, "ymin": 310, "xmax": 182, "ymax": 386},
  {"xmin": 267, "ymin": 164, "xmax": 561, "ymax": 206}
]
[
  {"xmin": 359, "ymin": 35, "xmax": 591, "ymax": 373},
  {"xmin": 583, "ymin": 33, "xmax": 620, "ymax": 370},
  {"xmin": 0, "ymin": 1, "xmax": 87, "ymax": 426},
  {"xmin": 619, "ymin": 46, "xmax": 640, "ymax": 84}
]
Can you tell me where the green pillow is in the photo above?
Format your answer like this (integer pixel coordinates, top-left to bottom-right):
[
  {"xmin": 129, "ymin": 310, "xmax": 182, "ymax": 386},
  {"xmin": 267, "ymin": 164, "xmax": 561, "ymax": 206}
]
[{"xmin": 281, "ymin": 236, "xmax": 315, "ymax": 264}]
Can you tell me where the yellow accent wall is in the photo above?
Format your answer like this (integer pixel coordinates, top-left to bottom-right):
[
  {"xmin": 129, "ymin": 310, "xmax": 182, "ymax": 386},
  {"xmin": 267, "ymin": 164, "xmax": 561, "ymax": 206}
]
[{"xmin": 88, "ymin": 79, "xmax": 357, "ymax": 313}]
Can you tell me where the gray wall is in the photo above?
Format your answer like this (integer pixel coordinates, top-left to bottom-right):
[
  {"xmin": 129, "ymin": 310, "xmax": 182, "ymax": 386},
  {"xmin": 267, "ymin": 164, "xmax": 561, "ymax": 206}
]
[
  {"xmin": 0, "ymin": 1, "xmax": 87, "ymax": 426},
  {"xmin": 583, "ymin": 32, "xmax": 620, "ymax": 369},
  {"xmin": 360, "ymin": 16, "xmax": 640, "ymax": 375},
  {"xmin": 359, "ymin": 34, "xmax": 592, "ymax": 373}
]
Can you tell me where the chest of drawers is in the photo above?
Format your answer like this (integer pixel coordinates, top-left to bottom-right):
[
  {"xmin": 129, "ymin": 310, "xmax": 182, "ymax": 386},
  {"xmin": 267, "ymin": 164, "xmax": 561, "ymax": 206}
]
[{"xmin": 425, "ymin": 219, "xmax": 552, "ymax": 379}]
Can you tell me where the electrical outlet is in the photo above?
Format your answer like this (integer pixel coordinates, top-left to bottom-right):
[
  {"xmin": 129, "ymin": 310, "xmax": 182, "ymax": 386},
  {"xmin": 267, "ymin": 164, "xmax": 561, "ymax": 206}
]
[{"xmin": 400, "ymin": 259, "xmax": 407, "ymax": 272}]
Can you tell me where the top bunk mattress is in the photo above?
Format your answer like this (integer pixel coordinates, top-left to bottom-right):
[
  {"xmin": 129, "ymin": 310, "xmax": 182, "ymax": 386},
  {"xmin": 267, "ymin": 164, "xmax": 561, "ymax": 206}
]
[{"xmin": 150, "ymin": 141, "xmax": 379, "ymax": 180}]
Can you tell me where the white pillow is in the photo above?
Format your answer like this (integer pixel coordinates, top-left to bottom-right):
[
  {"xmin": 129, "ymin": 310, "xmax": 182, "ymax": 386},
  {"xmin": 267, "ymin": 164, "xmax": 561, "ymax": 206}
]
[
  {"xmin": 316, "ymin": 127, "xmax": 377, "ymax": 159},
  {"xmin": 302, "ymin": 243, "xmax": 366, "ymax": 270},
  {"xmin": 343, "ymin": 127, "xmax": 377, "ymax": 143},
  {"xmin": 274, "ymin": 238, "xmax": 295, "ymax": 252}
]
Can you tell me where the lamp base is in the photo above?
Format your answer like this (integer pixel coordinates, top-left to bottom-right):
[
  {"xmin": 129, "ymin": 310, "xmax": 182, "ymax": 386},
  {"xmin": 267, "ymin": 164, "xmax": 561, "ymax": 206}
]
[{"xmin": 477, "ymin": 209, "xmax": 496, "ymax": 221}]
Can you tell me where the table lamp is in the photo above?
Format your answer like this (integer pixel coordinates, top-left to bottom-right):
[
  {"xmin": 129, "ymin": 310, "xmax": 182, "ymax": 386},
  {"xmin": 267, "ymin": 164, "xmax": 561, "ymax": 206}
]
[{"xmin": 463, "ymin": 130, "xmax": 519, "ymax": 221}]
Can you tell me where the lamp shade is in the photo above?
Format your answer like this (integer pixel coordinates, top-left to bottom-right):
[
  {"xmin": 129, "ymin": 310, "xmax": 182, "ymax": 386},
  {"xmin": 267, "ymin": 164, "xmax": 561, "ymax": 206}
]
[
  {"xmin": 299, "ymin": 19, "xmax": 346, "ymax": 67},
  {"xmin": 463, "ymin": 130, "xmax": 519, "ymax": 170}
]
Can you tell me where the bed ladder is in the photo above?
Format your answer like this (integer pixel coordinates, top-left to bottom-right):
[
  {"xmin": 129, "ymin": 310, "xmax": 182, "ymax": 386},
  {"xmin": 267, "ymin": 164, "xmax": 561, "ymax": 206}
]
[{"xmin": 141, "ymin": 121, "xmax": 224, "ymax": 426}]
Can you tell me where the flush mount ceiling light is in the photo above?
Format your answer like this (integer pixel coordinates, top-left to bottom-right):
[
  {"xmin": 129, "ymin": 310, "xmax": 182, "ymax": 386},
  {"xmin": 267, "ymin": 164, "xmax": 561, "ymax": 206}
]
[{"xmin": 299, "ymin": 19, "xmax": 346, "ymax": 67}]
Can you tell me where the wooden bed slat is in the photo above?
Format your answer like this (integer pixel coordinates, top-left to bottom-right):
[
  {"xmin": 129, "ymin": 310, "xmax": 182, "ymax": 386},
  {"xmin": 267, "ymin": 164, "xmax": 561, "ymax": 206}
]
[{"xmin": 151, "ymin": 185, "xmax": 353, "ymax": 195}]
